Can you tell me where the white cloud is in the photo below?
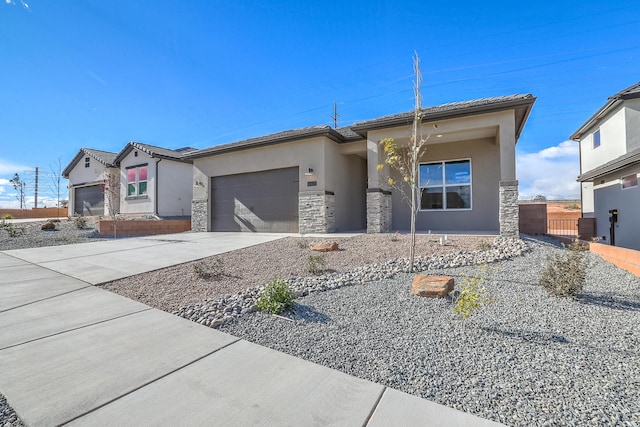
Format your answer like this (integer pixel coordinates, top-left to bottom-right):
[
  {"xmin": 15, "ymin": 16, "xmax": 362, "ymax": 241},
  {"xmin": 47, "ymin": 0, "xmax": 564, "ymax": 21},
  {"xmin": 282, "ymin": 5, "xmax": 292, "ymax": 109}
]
[
  {"xmin": 0, "ymin": 158, "xmax": 29, "ymax": 175},
  {"xmin": 517, "ymin": 140, "xmax": 581, "ymax": 200}
]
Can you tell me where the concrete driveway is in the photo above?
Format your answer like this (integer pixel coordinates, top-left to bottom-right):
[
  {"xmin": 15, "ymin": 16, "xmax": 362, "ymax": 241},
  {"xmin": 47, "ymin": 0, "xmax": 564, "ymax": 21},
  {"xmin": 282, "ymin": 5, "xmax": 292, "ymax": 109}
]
[{"xmin": 0, "ymin": 232, "xmax": 503, "ymax": 426}]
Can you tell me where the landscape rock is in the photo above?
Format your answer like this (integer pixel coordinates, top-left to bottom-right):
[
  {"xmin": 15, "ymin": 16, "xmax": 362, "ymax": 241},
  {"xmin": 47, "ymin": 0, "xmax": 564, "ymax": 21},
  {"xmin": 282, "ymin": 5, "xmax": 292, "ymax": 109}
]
[
  {"xmin": 41, "ymin": 221, "xmax": 56, "ymax": 230},
  {"xmin": 412, "ymin": 275, "xmax": 454, "ymax": 297},
  {"xmin": 310, "ymin": 241, "xmax": 339, "ymax": 252}
]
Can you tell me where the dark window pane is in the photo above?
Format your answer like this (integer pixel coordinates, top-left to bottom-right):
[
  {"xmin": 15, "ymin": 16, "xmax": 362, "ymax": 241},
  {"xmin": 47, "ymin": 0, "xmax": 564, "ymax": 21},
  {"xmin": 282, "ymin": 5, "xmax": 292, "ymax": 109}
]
[
  {"xmin": 127, "ymin": 183, "xmax": 136, "ymax": 196},
  {"xmin": 139, "ymin": 181, "xmax": 147, "ymax": 195},
  {"xmin": 419, "ymin": 163, "xmax": 443, "ymax": 187},
  {"xmin": 421, "ymin": 187, "xmax": 443, "ymax": 209},
  {"xmin": 593, "ymin": 130, "xmax": 601, "ymax": 148},
  {"xmin": 445, "ymin": 160, "xmax": 470, "ymax": 185},
  {"xmin": 445, "ymin": 185, "xmax": 471, "ymax": 209}
]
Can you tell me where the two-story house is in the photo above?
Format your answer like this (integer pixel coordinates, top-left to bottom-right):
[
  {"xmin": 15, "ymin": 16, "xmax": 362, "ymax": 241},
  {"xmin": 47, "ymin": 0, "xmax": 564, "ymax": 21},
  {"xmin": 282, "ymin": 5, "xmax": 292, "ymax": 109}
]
[{"xmin": 571, "ymin": 82, "xmax": 640, "ymax": 250}]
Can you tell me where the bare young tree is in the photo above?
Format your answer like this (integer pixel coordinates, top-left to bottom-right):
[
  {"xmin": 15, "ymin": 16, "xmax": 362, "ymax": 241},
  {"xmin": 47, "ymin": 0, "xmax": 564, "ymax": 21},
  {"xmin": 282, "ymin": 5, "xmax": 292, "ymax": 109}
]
[
  {"xmin": 48, "ymin": 158, "xmax": 64, "ymax": 219},
  {"xmin": 10, "ymin": 173, "xmax": 26, "ymax": 209},
  {"xmin": 101, "ymin": 169, "xmax": 120, "ymax": 238},
  {"xmin": 377, "ymin": 52, "xmax": 437, "ymax": 272}
]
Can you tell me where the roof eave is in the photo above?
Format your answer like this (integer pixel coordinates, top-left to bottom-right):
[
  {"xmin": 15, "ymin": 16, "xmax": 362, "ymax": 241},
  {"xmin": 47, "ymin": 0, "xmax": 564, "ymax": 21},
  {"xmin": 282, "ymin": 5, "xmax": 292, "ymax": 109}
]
[
  {"xmin": 351, "ymin": 97, "xmax": 536, "ymax": 137},
  {"xmin": 570, "ymin": 98, "xmax": 621, "ymax": 141}
]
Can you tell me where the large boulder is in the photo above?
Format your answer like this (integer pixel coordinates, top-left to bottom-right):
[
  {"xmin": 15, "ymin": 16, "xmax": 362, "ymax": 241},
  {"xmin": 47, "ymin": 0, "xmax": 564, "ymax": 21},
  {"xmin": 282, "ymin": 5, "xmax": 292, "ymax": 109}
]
[
  {"xmin": 412, "ymin": 275, "xmax": 454, "ymax": 298},
  {"xmin": 310, "ymin": 241, "xmax": 339, "ymax": 252}
]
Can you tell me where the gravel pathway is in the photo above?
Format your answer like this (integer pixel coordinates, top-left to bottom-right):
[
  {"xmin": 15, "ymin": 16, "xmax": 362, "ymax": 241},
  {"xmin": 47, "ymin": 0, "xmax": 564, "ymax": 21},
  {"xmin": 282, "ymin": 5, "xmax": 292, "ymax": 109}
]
[{"xmin": 220, "ymin": 236, "xmax": 640, "ymax": 426}]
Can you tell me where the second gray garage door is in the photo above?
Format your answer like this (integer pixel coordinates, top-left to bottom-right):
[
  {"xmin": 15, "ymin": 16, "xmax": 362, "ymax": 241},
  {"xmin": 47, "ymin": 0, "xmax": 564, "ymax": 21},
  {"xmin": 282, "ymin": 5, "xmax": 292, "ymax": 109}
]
[
  {"xmin": 74, "ymin": 185, "xmax": 104, "ymax": 216},
  {"xmin": 211, "ymin": 167, "xmax": 299, "ymax": 232}
]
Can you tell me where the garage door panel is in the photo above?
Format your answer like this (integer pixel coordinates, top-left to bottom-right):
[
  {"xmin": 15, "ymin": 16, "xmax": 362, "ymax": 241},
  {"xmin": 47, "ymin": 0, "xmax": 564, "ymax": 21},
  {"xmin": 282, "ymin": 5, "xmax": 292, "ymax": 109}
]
[
  {"xmin": 74, "ymin": 185, "xmax": 104, "ymax": 216},
  {"xmin": 211, "ymin": 167, "xmax": 298, "ymax": 232}
]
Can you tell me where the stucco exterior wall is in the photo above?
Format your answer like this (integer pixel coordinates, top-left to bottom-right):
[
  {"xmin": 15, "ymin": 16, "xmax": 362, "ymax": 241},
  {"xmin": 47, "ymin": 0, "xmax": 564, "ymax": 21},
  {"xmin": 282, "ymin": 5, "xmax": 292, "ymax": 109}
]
[
  {"xmin": 581, "ymin": 181, "xmax": 595, "ymax": 217},
  {"xmin": 157, "ymin": 160, "xmax": 193, "ymax": 217},
  {"xmin": 119, "ymin": 151, "xmax": 155, "ymax": 215},
  {"xmin": 625, "ymin": 98, "xmax": 640, "ymax": 152},
  {"xmin": 388, "ymin": 138, "xmax": 501, "ymax": 232},
  {"xmin": 325, "ymin": 141, "xmax": 367, "ymax": 231},
  {"xmin": 580, "ymin": 104, "xmax": 627, "ymax": 173},
  {"xmin": 593, "ymin": 164, "xmax": 640, "ymax": 250}
]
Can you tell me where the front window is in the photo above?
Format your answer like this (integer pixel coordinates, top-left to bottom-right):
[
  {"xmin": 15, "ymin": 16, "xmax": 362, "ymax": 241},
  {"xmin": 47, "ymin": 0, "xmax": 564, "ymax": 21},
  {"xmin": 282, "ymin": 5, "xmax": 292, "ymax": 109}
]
[
  {"xmin": 420, "ymin": 160, "xmax": 471, "ymax": 210},
  {"xmin": 127, "ymin": 165, "xmax": 148, "ymax": 196},
  {"xmin": 593, "ymin": 129, "xmax": 601, "ymax": 148},
  {"xmin": 622, "ymin": 173, "xmax": 638, "ymax": 189}
]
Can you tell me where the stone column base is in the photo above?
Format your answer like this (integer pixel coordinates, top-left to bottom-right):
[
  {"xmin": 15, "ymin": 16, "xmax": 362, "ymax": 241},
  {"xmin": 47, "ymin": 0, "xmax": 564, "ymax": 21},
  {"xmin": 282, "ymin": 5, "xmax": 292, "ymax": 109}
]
[
  {"xmin": 191, "ymin": 199, "xmax": 208, "ymax": 232},
  {"xmin": 367, "ymin": 188, "xmax": 392, "ymax": 233},
  {"xmin": 499, "ymin": 180, "xmax": 519, "ymax": 238},
  {"xmin": 299, "ymin": 191, "xmax": 335, "ymax": 234}
]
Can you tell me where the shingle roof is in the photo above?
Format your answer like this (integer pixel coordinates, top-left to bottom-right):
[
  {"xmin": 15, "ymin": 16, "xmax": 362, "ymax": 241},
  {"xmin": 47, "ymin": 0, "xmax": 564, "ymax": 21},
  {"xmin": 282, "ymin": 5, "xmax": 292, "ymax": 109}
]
[
  {"xmin": 183, "ymin": 126, "xmax": 346, "ymax": 159},
  {"xmin": 351, "ymin": 94, "xmax": 536, "ymax": 139},
  {"xmin": 577, "ymin": 146, "xmax": 640, "ymax": 182},
  {"xmin": 571, "ymin": 82, "xmax": 640, "ymax": 140},
  {"xmin": 62, "ymin": 148, "xmax": 118, "ymax": 178},
  {"xmin": 113, "ymin": 142, "xmax": 194, "ymax": 163}
]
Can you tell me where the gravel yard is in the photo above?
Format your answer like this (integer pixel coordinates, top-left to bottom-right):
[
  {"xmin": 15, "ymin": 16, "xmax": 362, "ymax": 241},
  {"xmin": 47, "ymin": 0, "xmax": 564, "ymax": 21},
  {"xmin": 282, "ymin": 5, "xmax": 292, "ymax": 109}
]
[
  {"xmin": 219, "ymin": 236, "xmax": 640, "ymax": 426},
  {"xmin": 0, "ymin": 218, "xmax": 104, "ymax": 250}
]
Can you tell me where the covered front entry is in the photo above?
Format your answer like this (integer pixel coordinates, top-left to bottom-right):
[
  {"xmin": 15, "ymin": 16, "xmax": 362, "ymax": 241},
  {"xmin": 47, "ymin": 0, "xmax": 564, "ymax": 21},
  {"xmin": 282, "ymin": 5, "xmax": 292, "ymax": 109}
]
[
  {"xmin": 210, "ymin": 167, "xmax": 299, "ymax": 232},
  {"xmin": 74, "ymin": 185, "xmax": 104, "ymax": 216}
]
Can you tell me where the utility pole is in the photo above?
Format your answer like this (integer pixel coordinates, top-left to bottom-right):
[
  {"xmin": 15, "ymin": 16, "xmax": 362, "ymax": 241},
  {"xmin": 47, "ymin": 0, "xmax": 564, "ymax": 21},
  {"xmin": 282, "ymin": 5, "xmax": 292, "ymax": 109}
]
[
  {"xmin": 330, "ymin": 102, "xmax": 339, "ymax": 128},
  {"xmin": 23, "ymin": 167, "xmax": 41, "ymax": 208},
  {"xmin": 34, "ymin": 166, "xmax": 38, "ymax": 208}
]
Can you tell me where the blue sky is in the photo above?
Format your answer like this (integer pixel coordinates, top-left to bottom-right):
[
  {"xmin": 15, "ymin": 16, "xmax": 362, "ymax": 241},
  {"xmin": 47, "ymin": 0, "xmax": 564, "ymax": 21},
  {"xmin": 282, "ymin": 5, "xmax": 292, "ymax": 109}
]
[{"xmin": 1, "ymin": 0, "xmax": 639, "ymax": 207}]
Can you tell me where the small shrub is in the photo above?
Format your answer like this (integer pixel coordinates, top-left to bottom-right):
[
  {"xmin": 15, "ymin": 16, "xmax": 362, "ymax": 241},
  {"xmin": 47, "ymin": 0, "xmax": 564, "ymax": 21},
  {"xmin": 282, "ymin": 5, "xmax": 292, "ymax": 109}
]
[
  {"xmin": 256, "ymin": 279, "xmax": 295, "ymax": 314},
  {"xmin": 452, "ymin": 266, "xmax": 493, "ymax": 319},
  {"xmin": 307, "ymin": 254, "xmax": 326, "ymax": 275},
  {"xmin": 193, "ymin": 258, "xmax": 224, "ymax": 279},
  {"xmin": 476, "ymin": 240, "xmax": 492, "ymax": 251},
  {"xmin": 0, "ymin": 219, "xmax": 24, "ymax": 238},
  {"xmin": 296, "ymin": 239, "xmax": 310, "ymax": 249},
  {"xmin": 539, "ymin": 239, "xmax": 587, "ymax": 297},
  {"xmin": 1, "ymin": 213, "xmax": 13, "ymax": 219},
  {"xmin": 73, "ymin": 215, "xmax": 87, "ymax": 229}
]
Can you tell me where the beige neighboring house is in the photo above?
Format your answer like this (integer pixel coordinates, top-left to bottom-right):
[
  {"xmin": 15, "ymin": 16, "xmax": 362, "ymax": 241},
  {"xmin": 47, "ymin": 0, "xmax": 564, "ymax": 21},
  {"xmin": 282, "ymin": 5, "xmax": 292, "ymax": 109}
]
[
  {"xmin": 571, "ymin": 82, "xmax": 640, "ymax": 250},
  {"xmin": 64, "ymin": 143, "xmax": 195, "ymax": 218},
  {"xmin": 63, "ymin": 148, "xmax": 119, "ymax": 216},
  {"xmin": 184, "ymin": 94, "xmax": 536, "ymax": 235},
  {"xmin": 112, "ymin": 142, "xmax": 195, "ymax": 217}
]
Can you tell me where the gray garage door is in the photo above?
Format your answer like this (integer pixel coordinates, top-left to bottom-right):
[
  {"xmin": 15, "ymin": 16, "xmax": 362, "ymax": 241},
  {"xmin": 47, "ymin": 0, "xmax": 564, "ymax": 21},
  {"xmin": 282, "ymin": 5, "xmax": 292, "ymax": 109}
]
[
  {"xmin": 211, "ymin": 167, "xmax": 299, "ymax": 232},
  {"xmin": 74, "ymin": 185, "xmax": 104, "ymax": 216}
]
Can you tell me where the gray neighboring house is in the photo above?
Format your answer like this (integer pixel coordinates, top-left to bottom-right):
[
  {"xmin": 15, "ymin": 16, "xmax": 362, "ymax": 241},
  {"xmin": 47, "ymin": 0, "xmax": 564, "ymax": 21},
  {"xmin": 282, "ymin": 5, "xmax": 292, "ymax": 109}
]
[
  {"xmin": 63, "ymin": 148, "xmax": 118, "ymax": 216},
  {"xmin": 571, "ymin": 82, "xmax": 640, "ymax": 250},
  {"xmin": 184, "ymin": 94, "xmax": 536, "ymax": 235}
]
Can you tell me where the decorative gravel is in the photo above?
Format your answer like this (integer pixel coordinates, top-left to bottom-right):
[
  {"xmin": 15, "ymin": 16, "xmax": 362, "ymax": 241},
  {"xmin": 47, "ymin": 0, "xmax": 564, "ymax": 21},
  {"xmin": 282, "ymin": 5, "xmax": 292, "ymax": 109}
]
[
  {"xmin": 0, "ymin": 393, "xmax": 25, "ymax": 427},
  {"xmin": 0, "ymin": 219, "xmax": 105, "ymax": 251},
  {"xmin": 219, "ymin": 236, "xmax": 640, "ymax": 427}
]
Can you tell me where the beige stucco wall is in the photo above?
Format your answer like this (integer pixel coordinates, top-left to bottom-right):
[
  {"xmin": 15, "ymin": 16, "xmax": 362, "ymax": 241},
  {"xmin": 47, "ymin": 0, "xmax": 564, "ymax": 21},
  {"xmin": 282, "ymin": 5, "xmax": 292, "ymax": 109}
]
[
  {"xmin": 157, "ymin": 160, "xmax": 193, "ymax": 217},
  {"xmin": 389, "ymin": 138, "xmax": 501, "ymax": 232}
]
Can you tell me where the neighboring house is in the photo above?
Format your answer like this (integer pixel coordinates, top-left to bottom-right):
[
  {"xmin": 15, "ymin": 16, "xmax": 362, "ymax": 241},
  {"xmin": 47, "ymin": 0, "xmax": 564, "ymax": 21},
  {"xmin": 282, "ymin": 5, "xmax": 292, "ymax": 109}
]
[
  {"xmin": 63, "ymin": 148, "xmax": 118, "ymax": 216},
  {"xmin": 184, "ymin": 94, "xmax": 536, "ymax": 235},
  {"xmin": 64, "ymin": 143, "xmax": 195, "ymax": 218},
  {"xmin": 112, "ymin": 142, "xmax": 195, "ymax": 217},
  {"xmin": 571, "ymin": 82, "xmax": 640, "ymax": 250}
]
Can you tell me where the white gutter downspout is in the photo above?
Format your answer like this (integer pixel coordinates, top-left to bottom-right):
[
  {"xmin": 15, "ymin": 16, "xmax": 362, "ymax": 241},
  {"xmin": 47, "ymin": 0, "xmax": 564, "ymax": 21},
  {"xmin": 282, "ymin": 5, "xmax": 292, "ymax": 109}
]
[{"xmin": 155, "ymin": 158, "xmax": 161, "ymax": 217}]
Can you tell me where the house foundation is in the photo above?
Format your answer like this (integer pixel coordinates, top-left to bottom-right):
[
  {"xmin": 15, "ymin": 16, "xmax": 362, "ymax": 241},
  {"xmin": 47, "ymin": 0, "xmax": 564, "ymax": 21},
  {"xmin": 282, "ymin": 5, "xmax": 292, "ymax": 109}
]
[
  {"xmin": 298, "ymin": 191, "xmax": 335, "ymax": 234},
  {"xmin": 366, "ymin": 189, "xmax": 392, "ymax": 233},
  {"xmin": 499, "ymin": 180, "xmax": 519, "ymax": 237}
]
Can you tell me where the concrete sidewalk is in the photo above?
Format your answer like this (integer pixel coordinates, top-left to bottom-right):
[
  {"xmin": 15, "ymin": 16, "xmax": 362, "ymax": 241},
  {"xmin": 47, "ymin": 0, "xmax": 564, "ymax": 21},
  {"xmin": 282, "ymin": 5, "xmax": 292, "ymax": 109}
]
[{"xmin": 0, "ymin": 233, "xmax": 504, "ymax": 426}]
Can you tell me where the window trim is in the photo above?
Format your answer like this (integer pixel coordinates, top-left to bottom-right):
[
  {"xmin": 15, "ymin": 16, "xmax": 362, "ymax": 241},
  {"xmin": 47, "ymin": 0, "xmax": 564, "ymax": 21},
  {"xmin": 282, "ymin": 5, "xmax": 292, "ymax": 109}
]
[
  {"xmin": 84, "ymin": 157, "xmax": 90, "ymax": 168},
  {"xmin": 593, "ymin": 129, "xmax": 601, "ymax": 149},
  {"xmin": 125, "ymin": 163, "xmax": 148, "ymax": 197},
  {"xmin": 419, "ymin": 158, "xmax": 473, "ymax": 211},
  {"xmin": 621, "ymin": 173, "xmax": 638, "ymax": 190}
]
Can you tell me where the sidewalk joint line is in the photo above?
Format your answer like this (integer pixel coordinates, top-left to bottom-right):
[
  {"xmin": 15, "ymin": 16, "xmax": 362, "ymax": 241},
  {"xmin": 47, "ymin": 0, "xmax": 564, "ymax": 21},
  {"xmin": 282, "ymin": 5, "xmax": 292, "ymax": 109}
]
[
  {"xmin": 0, "ymin": 308, "xmax": 152, "ymax": 352},
  {"xmin": 58, "ymin": 337, "xmax": 242, "ymax": 426},
  {"xmin": 362, "ymin": 387, "xmax": 386, "ymax": 427},
  {"xmin": 0, "ymin": 285, "xmax": 93, "ymax": 313}
]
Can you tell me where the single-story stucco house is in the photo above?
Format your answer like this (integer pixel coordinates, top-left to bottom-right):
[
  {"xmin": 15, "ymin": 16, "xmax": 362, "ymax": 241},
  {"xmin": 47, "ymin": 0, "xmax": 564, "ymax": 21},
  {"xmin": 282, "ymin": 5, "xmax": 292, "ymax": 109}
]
[
  {"xmin": 183, "ymin": 94, "xmax": 536, "ymax": 236},
  {"xmin": 64, "ymin": 142, "xmax": 195, "ymax": 218}
]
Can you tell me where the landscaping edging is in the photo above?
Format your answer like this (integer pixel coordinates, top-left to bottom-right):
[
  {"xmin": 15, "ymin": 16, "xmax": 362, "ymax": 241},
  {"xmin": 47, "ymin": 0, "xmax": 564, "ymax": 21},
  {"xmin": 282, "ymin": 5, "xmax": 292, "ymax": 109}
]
[{"xmin": 98, "ymin": 219, "xmax": 191, "ymax": 236}]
